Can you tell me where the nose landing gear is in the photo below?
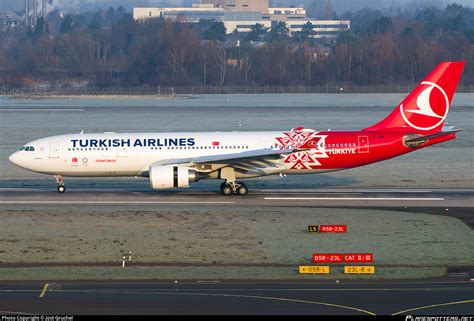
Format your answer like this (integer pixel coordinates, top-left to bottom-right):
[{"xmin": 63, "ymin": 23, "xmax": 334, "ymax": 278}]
[{"xmin": 55, "ymin": 175, "xmax": 66, "ymax": 193}]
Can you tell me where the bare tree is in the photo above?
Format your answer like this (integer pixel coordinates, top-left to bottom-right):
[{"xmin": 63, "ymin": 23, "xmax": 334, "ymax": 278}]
[
  {"xmin": 240, "ymin": 45, "xmax": 255, "ymax": 85},
  {"xmin": 214, "ymin": 45, "xmax": 226, "ymax": 86}
]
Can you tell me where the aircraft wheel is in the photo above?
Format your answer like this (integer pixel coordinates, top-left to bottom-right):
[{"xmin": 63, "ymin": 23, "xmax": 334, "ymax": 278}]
[
  {"xmin": 220, "ymin": 182, "xmax": 227, "ymax": 192},
  {"xmin": 57, "ymin": 185, "xmax": 66, "ymax": 193},
  {"xmin": 236, "ymin": 182, "xmax": 248, "ymax": 196},
  {"xmin": 221, "ymin": 183, "xmax": 233, "ymax": 196}
]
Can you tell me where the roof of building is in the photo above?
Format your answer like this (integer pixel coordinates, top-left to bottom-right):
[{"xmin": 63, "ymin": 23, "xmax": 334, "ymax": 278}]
[{"xmin": 0, "ymin": 10, "xmax": 22, "ymax": 21}]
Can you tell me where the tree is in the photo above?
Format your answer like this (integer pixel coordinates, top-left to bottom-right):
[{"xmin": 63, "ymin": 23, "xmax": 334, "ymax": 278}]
[
  {"xmin": 293, "ymin": 21, "xmax": 315, "ymax": 42},
  {"xmin": 214, "ymin": 45, "xmax": 227, "ymax": 85},
  {"xmin": 196, "ymin": 20, "xmax": 227, "ymax": 42},
  {"xmin": 2, "ymin": 4, "xmax": 474, "ymax": 89},
  {"xmin": 196, "ymin": 44, "xmax": 214, "ymax": 85},
  {"xmin": 340, "ymin": 8, "xmax": 383, "ymax": 35},
  {"xmin": 30, "ymin": 17, "xmax": 49, "ymax": 39},
  {"xmin": 161, "ymin": 21, "xmax": 200, "ymax": 84},
  {"xmin": 116, "ymin": 6, "xmax": 127, "ymax": 18},
  {"xmin": 266, "ymin": 21, "xmax": 289, "ymax": 43},
  {"xmin": 203, "ymin": 21, "xmax": 226, "ymax": 41},
  {"xmin": 336, "ymin": 30, "xmax": 358, "ymax": 44},
  {"xmin": 60, "ymin": 15, "xmax": 74, "ymax": 33},
  {"xmin": 244, "ymin": 23, "xmax": 267, "ymax": 42},
  {"xmin": 400, "ymin": 27, "xmax": 414, "ymax": 41},
  {"xmin": 417, "ymin": 8, "xmax": 441, "ymax": 38},
  {"xmin": 239, "ymin": 44, "xmax": 256, "ymax": 84},
  {"xmin": 372, "ymin": 16, "xmax": 393, "ymax": 34},
  {"xmin": 88, "ymin": 13, "xmax": 103, "ymax": 31},
  {"xmin": 106, "ymin": 6, "xmax": 115, "ymax": 20}
]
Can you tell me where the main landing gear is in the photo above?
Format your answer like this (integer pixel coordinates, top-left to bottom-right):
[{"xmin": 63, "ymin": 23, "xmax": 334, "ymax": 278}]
[
  {"xmin": 220, "ymin": 181, "xmax": 248, "ymax": 196},
  {"xmin": 218, "ymin": 167, "xmax": 248, "ymax": 196},
  {"xmin": 55, "ymin": 175, "xmax": 66, "ymax": 193}
]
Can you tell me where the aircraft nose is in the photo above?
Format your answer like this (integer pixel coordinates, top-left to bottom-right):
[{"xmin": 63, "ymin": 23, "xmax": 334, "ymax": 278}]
[
  {"xmin": 9, "ymin": 151, "xmax": 19, "ymax": 165},
  {"xmin": 9, "ymin": 151, "xmax": 25, "ymax": 168}
]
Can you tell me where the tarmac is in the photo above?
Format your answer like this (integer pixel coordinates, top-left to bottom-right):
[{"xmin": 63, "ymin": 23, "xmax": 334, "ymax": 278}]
[
  {"xmin": 1, "ymin": 188, "xmax": 473, "ymax": 227},
  {"xmin": 0, "ymin": 276, "xmax": 473, "ymax": 315}
]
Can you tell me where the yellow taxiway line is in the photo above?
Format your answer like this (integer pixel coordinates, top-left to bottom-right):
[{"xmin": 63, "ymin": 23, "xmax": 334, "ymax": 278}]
[
  {"xmin": 39, "ymin": 283, "xmax": 49, "ymax": 298},
  {"xmin": 392, "ymin": 299, "xmax": 474, "ymax": 315}
]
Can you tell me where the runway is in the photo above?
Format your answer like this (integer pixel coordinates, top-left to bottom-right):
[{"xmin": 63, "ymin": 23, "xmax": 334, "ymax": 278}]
[
  {"xmin": 0, "ymin": 278, "xmax": 473, "ymax": 315},
  {"xmin": 1, "ymin": 188, "xmax": 473, "ymax": 227},
  {"xmin": 1, "ymin": 188, "xmax": 473, "ymax": 206}
]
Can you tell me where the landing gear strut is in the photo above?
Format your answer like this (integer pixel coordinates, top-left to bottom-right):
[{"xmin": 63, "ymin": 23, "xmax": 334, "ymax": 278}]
[{"xmin": 55, "ymin": 175, "xmax": 66, "ymax": 193}]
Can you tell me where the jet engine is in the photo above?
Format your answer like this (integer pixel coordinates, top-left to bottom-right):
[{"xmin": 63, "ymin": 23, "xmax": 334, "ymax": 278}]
[{"xmin": 149, "ymin": 165, "xmax": 198, "ymax": 190}]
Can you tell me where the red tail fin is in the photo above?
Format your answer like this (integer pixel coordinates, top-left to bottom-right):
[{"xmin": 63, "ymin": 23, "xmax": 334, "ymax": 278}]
[{"xmin": 364, "ymin": 61, "xmax": 465, "ymax": 133}]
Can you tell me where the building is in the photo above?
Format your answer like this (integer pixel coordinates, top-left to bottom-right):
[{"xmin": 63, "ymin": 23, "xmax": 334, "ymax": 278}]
[
  {"xmin": 133, "ymin": 0, "xmax": 350, "ymax": 39},
  {"xmin": 0, "ymin": 10, "xmax": 22, "ymax": 27},
  {"xmin": 202, "ymin": 0, "xmax": 269, "ymax": 13},
  {"xmin": 133, "ymin": 5, "xmax": 225, "ymax": 22}
]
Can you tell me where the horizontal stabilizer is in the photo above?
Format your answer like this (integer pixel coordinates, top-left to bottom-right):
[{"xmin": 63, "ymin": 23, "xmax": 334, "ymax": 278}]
[{"xmin": 404, "ymin": 128, "xmax": 461, "ymax": 144}]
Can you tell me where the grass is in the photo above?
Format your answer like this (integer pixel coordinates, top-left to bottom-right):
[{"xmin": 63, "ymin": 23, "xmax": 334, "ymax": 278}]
[{"xmin": 0, "ymin": 205, "xmax": 472, "ymax": 280}]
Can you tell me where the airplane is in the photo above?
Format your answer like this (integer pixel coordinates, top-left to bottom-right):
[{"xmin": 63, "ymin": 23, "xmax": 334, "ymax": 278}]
[{"xmin": 9, "ymin": 61, "xmax": 464, "ymax": 196}]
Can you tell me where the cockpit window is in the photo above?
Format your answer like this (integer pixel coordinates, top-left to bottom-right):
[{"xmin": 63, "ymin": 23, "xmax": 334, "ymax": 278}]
[
  {"xmin": 30, "ymin": 146, "xmax": 35, "ymax": 151},
  {"xmin": 22, "ymin": 146, "xmax": 34, "ymax": 151},
  {"xmin": 25, "ymin": 147, "xmax": 30, "ymax": 151}
]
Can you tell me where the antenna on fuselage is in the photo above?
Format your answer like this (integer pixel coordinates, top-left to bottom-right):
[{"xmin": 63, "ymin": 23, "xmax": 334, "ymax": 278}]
[{"xmin": 80, "ymin": 130, "xmax": 84, "ymax": 134}]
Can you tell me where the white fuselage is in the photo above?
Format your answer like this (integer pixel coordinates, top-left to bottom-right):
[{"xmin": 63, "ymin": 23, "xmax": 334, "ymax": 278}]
[{"xmin": 9, "ymin": 131, "xmax": 329, "ymax": 178}]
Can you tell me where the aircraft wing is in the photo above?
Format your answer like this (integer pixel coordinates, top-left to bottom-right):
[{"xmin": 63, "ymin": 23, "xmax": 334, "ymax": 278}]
[
  {"xmin": 144, "ymin": 137, "xmax": 321, "ymax": 176},
  {"xmin": 154, "ymin": 147, "xmax": 303, "ymax": 166}
]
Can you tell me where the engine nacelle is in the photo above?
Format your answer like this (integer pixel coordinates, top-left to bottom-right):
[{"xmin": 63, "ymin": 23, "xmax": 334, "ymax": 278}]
[{"xmin": 149, "ymin": 165, "xmax": 197, "ymax": 190}]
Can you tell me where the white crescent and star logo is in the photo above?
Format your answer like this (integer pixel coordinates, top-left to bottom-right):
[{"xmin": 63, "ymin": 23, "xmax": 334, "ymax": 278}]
[{"xmin": 400, "ymin": 81, "xmax": 449, "ymax": 131}]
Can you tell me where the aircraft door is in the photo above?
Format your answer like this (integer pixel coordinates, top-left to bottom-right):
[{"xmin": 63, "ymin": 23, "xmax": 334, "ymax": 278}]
[
  {"xmin": 358, "ymin": 136, "xmax": 369, "ymax": 153},
  {"xmin": 49, "ymin": 141, "xmax": 60, "ymax": 158}
]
